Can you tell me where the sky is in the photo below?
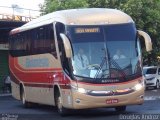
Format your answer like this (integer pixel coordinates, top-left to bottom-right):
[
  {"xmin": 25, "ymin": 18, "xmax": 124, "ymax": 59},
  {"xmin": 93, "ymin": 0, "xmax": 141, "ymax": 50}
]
[
  {"xmin": 0, "ymin": 0, "xmax": 44, "ymax": 10},
  {"xmin": 0, "ymin": 0, "xmax": 44, "ymax": 17}
]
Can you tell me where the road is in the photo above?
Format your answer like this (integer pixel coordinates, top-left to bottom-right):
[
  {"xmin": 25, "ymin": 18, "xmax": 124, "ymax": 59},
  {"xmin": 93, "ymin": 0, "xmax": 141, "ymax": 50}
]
[{"xmin": 0, "ymin": 89, "xmax": 160, "ymax": 120}]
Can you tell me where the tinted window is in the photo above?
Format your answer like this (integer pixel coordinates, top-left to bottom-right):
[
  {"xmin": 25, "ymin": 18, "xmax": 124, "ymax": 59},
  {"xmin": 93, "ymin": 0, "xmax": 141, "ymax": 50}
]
[
  {"xmin": 146, "ymin": 68, "xmax": 157, "ymax": 74},
  {"xmin": 105, "ymin": 23, "xmax": 136, "ymax": 41},
  {"xmin": 9, "ymin": 24, "xmax": 57, "ymax": 58},
  {"xmin": 67, "ymin": 23, "xmax": 141, "ymax": 82},
  {"xmin": 143, "ymin": 68, "xmax": 147, "ymax": 75},
  {"xmin": 158, "ymin": 68, "xmax": 160, "ymax": 74}
]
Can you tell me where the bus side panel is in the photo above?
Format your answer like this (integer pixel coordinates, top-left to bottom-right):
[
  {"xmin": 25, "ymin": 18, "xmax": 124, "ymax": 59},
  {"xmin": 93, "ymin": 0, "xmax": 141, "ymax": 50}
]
[
  {"xmin": 25, "ymin": 86, "xmax": 55, "ymax": 105},
  {"xmin": 9, "ymin": 53, "xmax": 62, "ymax": 105},
  {"xmin": 11, "ymin": 81, "xmax": 21, "ymax": 100},
  {"xmin": 9, "ymin": 56, "xmax": 21, "ymax": 100}
]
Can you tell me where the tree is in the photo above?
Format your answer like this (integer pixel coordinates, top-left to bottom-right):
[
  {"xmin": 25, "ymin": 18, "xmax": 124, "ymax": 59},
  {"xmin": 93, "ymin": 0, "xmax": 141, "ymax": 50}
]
[
  {"xmin": 41, "ymin": 0, "xmax": 128, "ymax": 13},
  {"xmin": 87, "ymin": 0, "xmax": 127, "ymax": 9},
  {"xmin": 41, "ymin": 0, "xmax": 88, "ymax": 14},
  {"xmin": 40, "ymin": 0, "xmax": 160, "ymax": 65},
  {"xmin": 121, "ymin": 0, "xmax": 160, "ymax": 65}
]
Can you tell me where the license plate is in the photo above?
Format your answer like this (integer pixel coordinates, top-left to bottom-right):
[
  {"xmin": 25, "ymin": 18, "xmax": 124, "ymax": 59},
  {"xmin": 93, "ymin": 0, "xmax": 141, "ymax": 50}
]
[{"xmin": 106, "ymin": 99, "xmax": 118, "ymax": 104}]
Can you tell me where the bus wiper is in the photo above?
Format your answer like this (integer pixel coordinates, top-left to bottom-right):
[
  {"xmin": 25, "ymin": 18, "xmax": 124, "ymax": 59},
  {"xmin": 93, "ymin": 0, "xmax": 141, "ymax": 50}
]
[
  {"xmin": 94, "ymin": 56, "xmax": 107, "ymax": 78},
  {"xmin": 93, "ymin": 48, "xmax": 126, "ymax": 79},
  {"xmin": 109, "ymin": 59, "xmax": 126, "ymax": 79},
  {"xmin": 95, "ymin": 58, "xmax": 126, "ymax": 79},
  {"xmin": 94, "ymin": 48, "xmax": 109, "ymax": 79}
]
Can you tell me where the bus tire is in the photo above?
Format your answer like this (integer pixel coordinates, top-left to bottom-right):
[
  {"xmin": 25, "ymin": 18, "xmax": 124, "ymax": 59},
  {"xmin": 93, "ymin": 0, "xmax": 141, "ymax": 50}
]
[
  {"xmin": 20, "ymin": 87, "xmax": 31, "ymax": 108},
  {"xmin": 115, "ymin": 106, "xmax": 126, "ymax": 112},
  {"xmin": 55, "ymin": 90, "xmax": 68, "ymax": 116}
]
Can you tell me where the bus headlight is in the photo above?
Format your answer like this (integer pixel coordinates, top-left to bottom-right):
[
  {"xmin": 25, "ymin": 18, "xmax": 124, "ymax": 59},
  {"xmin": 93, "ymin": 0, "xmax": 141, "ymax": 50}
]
[
  {"xmin": 134, "ymin": 83, "xmax": 143, "ymax": 91},
  {"xmin": 77, "ymin": 88, "xmax": 86, "ymax": 94},
  {"xmin": 71, "ymin": 85, "xmax": 89, "ymax": 94}
]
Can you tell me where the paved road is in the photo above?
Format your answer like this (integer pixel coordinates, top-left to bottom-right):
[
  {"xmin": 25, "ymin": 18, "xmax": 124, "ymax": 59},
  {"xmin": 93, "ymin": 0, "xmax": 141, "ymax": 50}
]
[
  {"xmin": 145, "ymin": 88, "xmax": 160, "ymax": 100},
  {"xmin": 0, "ymin": 89, "xmax": 160, "ymax": 120}
]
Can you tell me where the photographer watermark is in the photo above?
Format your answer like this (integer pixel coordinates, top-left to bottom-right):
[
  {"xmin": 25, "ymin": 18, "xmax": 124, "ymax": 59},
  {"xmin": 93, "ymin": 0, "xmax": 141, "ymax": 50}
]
[
  {"xmin": 119, "ymin": 114, "xmax": 160, "ymax": 120},
  {"xmin": 1, "ymin": 114, "xmax": 18, "ymax": 120}
]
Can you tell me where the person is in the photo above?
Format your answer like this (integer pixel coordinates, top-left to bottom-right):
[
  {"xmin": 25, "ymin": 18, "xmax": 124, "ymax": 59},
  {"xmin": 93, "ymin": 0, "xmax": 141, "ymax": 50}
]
[
  {"xmin": 72, "ymin": 48, "xmax": 89, "ymax": 76},
  {"xmin": 74, "ymin": 48, "xmax": 89, "ymax": 70},
  {"xmin": 4, "ymin": 75, "xmax": 11, "ymax": 93},
  {"xmin": 113, "ymin": 49, "xmax": 126, "ymax": 60}
]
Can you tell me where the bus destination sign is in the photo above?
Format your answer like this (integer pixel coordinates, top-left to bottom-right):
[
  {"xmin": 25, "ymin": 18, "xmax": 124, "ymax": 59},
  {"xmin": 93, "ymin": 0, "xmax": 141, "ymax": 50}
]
[{"xmin": 75, "ymin": 28, "xmax": 100, "ymax": 33}]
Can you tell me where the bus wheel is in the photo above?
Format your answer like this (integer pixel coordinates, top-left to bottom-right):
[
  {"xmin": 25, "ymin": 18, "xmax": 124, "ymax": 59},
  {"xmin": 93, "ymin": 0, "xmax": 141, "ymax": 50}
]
[
  {"xmin": 115, "ymin": 106, "xmax": 126, "ymax": 112},
  {"xmin": 21, "ymin": 88, "xmax": 31, "ymax": 108},
  {"xmin": 55, "ymin": 91, "xmax": 68, "ymax": 116}
]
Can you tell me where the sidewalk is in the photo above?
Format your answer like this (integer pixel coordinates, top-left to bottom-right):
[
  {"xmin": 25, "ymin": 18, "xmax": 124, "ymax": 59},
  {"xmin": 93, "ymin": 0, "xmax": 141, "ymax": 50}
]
[
  {"xmin": 144, "ymin": 96, "xmax": 160, "ymax": 100},
  {"xmin": 0, "ymin": 93, "xmax": 11, "ymax": 97}
]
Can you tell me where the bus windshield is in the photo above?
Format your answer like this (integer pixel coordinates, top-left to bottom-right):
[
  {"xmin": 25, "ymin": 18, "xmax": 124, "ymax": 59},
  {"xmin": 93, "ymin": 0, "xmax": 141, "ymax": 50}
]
[{"xmin": 66, "ymin": 23, "xmax": 142, "ymax": 83}]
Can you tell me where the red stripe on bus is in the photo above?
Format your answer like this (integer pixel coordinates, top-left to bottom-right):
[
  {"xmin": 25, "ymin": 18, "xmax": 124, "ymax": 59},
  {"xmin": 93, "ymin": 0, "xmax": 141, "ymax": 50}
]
[
  {"xmin": 59, "ymin": 85, "xmax": 71, "ymax": 89},
  {"xmin": 24, "ymin": 83, "xmax": 53, "ymax": 88},
  {"xmin": 75, "ymin": 77, "xmax": 142, "ymax": 86},
  {"xmin": 10, "ymin": 72, "xmax": 20, "ymax": 84},
  {"xmin": 9, "ymin": 63, "xmax": 67, "ymax": 85}
]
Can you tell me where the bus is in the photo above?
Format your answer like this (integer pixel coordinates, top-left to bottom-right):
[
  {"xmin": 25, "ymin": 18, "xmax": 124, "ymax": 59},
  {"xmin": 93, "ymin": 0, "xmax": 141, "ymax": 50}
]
[{"xmin": 9, "ymin": 8, "xmax": 152, "ymax": 116}]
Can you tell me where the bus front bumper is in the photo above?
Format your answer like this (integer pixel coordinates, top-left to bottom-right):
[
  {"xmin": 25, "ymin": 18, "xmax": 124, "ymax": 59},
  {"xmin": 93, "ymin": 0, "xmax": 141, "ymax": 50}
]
[{"xmin": 71, "ymin": 88, "xmax": 144, "ymax": 109}]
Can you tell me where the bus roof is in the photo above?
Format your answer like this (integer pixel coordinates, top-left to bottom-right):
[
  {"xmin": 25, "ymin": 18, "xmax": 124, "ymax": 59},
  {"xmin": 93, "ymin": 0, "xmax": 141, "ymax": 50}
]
[{"xmin": 10, "ymin": 8, "xmax": 134, "ymax": 34}]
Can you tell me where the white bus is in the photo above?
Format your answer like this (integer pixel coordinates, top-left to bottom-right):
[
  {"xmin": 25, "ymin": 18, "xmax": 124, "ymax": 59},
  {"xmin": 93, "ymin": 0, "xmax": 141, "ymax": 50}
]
[{"xmin": 9, "ymin": 8, "xmax": 152, "ymax": 116}]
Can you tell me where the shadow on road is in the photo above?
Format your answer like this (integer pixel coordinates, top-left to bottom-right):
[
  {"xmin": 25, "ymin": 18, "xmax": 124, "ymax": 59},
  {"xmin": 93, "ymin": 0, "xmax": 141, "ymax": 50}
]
[{"xmin": 16, "ymin": 104, "xmax": 138, "ymax": 118}]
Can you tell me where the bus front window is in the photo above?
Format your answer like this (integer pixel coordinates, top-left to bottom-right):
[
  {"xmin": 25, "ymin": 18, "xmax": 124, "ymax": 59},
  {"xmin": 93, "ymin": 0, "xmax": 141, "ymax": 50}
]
[
  {"xmin": 66, "ymin": 23, "xmax": 142, "ymax": 83},
  {"xmin": 107, "ymin": 40, "xmax": 140, "ymax": 78},
  {"xmin": 67, "ymin": 26, "xmax": 109, "ymax": 78},
  {"xmin": 71, "ymin": 42, "xmax": 109, "ymax": 78},
  {"xmin": 105, "ymin": 24, "xmax": 141, "ymax": 79}
]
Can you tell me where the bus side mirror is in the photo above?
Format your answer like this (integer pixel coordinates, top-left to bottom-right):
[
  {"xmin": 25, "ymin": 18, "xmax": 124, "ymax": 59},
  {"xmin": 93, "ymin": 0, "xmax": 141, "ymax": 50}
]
[
  {"xmin": 60, "ymin": 33, "xmax": 72, "ymax": 58},
  {"xmin": 138, "ymin": 30, "xmax": 152, "ymax": 52}
]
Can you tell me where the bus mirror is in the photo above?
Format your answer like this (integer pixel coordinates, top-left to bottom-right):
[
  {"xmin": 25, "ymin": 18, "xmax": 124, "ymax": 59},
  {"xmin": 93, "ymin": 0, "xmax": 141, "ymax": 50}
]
[
  {"xmin": 60, "ymin": 33, "xmax": 72, "ymax": 58},
  {"xmin": 138, "ymin": 30, "xmax": 152, "ymax": 52}
]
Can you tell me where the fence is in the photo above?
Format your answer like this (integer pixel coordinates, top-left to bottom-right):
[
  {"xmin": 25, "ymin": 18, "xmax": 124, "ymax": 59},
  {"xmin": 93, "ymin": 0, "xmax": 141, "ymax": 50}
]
[{"xmin": 0, "ymin": 6, "xmax": 40, "ymax": 22}]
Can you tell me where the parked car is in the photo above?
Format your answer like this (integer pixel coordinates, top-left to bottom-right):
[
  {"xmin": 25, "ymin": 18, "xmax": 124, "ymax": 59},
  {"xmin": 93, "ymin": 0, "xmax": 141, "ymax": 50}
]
[{"xmin": 143, "ymin": 66, "xmax": 160, "ymax": 89}]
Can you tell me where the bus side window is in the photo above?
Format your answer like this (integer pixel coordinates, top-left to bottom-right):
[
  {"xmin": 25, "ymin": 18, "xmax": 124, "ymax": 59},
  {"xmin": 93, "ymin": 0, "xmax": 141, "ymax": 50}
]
[
  {"xmin": 55, "ymin": 23, "xmax": 65, "ymax": 59},
  {"xmin": 26, "ymin": 31, "xmax": 31, "ymax": 54},
  {"xmin": 29, "ymin": 29, "xmax": 37, "ymax": 55},
  {"xmin": 36, "ymin": 26, "xmax": 45, "ymax": 52},
  {"xmin": 47, "ymin": 24, "xmax": 57, "ymax": 58}
]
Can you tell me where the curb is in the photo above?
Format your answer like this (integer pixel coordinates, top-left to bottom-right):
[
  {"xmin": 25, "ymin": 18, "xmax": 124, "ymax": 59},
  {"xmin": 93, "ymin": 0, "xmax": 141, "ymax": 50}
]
[{"xmin": 144, "ymin": 96, "xmax": 160, "ymax": 101}]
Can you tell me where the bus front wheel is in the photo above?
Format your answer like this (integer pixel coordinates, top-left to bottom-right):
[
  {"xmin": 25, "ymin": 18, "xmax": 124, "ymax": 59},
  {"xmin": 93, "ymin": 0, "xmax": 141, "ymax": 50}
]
[
  {"xmin": 21, "ymin": 87, "xmax": 31, "ymax": 108},
  {"xmin": 115, "ymin": 106, "xmax": 126, "ymax": 112},
  {"xmin": 55, "ymin": 90, "xmax": 68, "ymax": 116}
]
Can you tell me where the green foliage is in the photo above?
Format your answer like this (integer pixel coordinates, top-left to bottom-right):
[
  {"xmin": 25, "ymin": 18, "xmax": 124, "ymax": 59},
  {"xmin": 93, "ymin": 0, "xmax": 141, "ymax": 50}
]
[
  {"xmin": 40, "ymin": 0, "xmax": 88, "ymax": 14},
  {"xmin": 87, "ymin": 0, "xmax": 127, "ymax": 9},
  {"xmin": 41, "ymin": 0, "xmax": 160, "ymax": 65},
  {"xmin": 121, "ymin": 0, "xmax": 160, "ymax": 65}
]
